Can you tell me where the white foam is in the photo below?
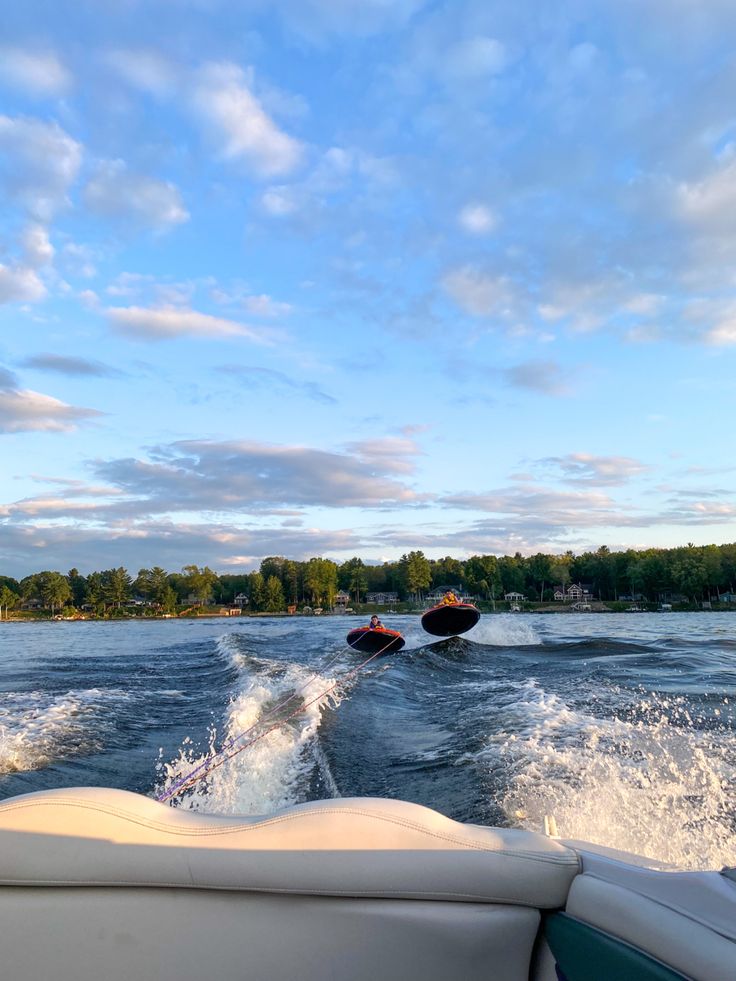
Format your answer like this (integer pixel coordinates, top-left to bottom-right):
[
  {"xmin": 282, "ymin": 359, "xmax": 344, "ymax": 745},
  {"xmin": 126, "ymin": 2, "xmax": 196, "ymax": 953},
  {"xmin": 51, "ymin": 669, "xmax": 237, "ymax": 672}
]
[
  {"xmin": 465, "ymin": 615, "xmax": 542, "ymax": 647},
  {"xmin": 481, "ymin": 680, "xmax": 735, "ymax": 870},
  {"xmin": 158, "ymin": 654, "xmax": 342, "ymax": 814},
  {"xmin": 0, "ymin": 688, "xmax": 128, "ymax": 774}
]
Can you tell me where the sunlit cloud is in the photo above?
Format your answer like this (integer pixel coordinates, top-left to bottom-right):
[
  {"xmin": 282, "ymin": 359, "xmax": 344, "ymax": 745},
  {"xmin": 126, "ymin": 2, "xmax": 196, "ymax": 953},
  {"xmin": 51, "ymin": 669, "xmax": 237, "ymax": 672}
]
[
  {"xmin": 106, "ymin": 306, "xmax": 270, "ymax": 342},
  {"xmin": 191, "ymin": 62, "xmax": 304, "ymax": 177},
  {"xmin": 0, "ymin": 385, "xmax": 102, "ymax": 434}
]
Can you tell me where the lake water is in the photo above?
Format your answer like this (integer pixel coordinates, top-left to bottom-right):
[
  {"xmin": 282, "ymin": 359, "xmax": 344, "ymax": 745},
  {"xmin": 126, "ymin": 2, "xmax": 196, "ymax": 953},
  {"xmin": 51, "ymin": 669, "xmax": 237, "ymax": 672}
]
[{"xmin": 0, "ymin": 612, "xmax": 734, "ymax": 870}]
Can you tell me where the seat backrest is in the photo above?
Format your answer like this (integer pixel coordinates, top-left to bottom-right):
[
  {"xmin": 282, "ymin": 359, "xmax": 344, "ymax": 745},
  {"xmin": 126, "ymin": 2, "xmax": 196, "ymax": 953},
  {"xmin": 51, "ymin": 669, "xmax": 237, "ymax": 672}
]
[{"xmin": 0, "ymin": 787, "xmax": 581, "ymax": 981}]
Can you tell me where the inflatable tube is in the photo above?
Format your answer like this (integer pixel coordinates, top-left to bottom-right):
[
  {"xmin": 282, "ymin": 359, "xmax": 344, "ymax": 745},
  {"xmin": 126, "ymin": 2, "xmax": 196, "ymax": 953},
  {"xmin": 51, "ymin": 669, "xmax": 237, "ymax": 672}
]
[
  {"xmin": 346, "ymin": 626, "xmax": 405, "ymax": 654},
  {"xmin": 421, "ymin": 603, "xmax": 480, "ymax": 637}
]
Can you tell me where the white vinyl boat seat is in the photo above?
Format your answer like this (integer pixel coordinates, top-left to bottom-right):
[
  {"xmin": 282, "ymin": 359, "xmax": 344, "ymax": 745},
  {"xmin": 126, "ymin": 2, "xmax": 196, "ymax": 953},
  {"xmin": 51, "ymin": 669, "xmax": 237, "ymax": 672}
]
[
  {"xmin": 0, "ymin": 787, "xmax": 580, "ymax": 981},
  {"xmin": 546, "ymin": 847, "xmax": 736, "ymax": 981}
]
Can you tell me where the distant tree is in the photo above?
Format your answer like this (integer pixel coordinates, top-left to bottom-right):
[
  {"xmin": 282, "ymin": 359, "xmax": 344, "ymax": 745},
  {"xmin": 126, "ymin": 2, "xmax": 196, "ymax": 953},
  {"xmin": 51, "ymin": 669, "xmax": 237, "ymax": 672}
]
[
  {"xmin": 249, "ymin": 572, "xmax": 266, "ymax": 611},
  {"xmin": 104, "ymin": 567, "xmax": 132, "ymax": 608},
  {"xmin": 431, "ymin": 555, "xmax": 464, "ymax": 588},
  {"xmin": 135, "ymin": 567, "xmax": 177, "ymax": 610},
  {"xmin": 498, "ymin": 554, "xmax": 525, "ymax": 595},
  {"xmin": 38, "ymin": 571, "xmax": 72, "ymax": 614},
  {"xmin": 85, "ymin": 571, "xmax": 106, "ymax": 612},
  {"xmin": 527, "ymin": 553, "xmax": 553, "ymax": 602},
  {"xmin": 702, "ymin": 545, "xmax": 724, "ymax": 599},
  {"xmin": 284, "ymin": 560, "xmax": 300, "ymax": 604},
  {"xmin": 304, "ymin": 557, "xmax": 338, "ymax": 608},
  {"xmin": 0, "ymin": 584, "xmax": 18, "ymax": 619},
  {"xmin": 182, "ymin": 565, "xmax": 218, "ymax": 605},
  {"xmin": 265, "ymin": 575, "xmax": 285, "ymax": 612},
  {"xmin": 550, "ymin": 554, "xmax": 573, "ymax": 592},
  {"xmin": 672, "ymin": 556, "xmax": 707, "ymax": 604},
  {"xmin": 400, "ymin": 551, "xmax": 431, "ymax": 600},
  {"xmin": 67, "ymin": 568, "xmax": 88, "ymax": 607},
  {"xmin": 340, "ymin": 557, "xmax": 367, "ymax": 603}
]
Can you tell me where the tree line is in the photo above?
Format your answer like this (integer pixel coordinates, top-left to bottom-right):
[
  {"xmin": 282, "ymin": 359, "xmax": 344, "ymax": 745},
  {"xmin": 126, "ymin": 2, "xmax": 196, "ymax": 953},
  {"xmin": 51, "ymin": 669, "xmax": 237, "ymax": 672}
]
[{"xmin": 2, "ymin": 542, "xmax": 736, "ymax": 617}]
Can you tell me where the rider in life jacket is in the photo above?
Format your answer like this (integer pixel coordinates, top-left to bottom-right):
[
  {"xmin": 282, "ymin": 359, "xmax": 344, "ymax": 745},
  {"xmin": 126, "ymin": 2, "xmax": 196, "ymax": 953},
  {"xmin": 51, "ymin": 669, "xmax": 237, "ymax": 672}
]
[
  {"xmin": 440, "ymin": 590, "xmax": 459, "ymax": 605},
  {"xmin": 368, "ymin": 614, "xmax": 383, "ymax": 629}
]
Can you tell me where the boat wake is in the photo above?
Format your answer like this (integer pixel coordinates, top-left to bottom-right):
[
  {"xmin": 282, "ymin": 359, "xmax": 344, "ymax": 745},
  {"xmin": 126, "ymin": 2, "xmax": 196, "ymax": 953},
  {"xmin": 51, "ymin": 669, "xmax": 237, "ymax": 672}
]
[
  {"xmin": 476, "ymin": 678, "xmax": 735, "ymax": 869},
  {"xmin": 156, "ymin": 632, "xmax": 345, "ymax": 813},
  {"xmin": 0, "ymin": 688, "xmax": 130, "ymax": 774}
]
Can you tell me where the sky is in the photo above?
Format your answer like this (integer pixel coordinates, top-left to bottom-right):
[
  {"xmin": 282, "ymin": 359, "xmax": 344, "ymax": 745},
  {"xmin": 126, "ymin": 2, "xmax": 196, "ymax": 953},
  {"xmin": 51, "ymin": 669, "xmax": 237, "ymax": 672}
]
[{"xmin": 2, "ymin": 0, "xmax": 736, "ymax": 577}]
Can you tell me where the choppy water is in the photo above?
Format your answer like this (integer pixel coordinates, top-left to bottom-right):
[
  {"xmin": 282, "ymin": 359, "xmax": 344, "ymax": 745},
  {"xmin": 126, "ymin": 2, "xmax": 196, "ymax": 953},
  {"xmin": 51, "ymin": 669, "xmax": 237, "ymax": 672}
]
[{"xmin": 0, "ymin": 612, "xmax": 734, "ymax": 870}]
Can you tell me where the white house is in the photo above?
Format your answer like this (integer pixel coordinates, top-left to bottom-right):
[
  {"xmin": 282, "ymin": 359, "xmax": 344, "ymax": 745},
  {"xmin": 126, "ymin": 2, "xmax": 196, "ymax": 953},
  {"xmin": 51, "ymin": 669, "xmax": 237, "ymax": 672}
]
[
  {"xmin": 334, "ymin": 590, "xmax": 351, "ymax": 609},
  {"xmin": 554, "ymin": 583, "xmax": 592, "ymax": 602},
  {"xmin": 366, "ymin": 591, "xmax": 399, "ymax": 604}
]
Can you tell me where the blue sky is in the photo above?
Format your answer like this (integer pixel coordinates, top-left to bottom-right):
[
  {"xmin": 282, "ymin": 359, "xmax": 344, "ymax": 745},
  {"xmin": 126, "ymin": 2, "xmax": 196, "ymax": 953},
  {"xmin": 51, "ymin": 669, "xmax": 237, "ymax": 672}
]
[{"xmin": 2, "ymin": 0, "xmax": 736, "ymax": 576}]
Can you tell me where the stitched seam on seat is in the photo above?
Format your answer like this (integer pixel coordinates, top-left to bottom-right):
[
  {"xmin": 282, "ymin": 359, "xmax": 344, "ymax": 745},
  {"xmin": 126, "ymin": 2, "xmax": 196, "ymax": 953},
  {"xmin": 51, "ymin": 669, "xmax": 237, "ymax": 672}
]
[
  {"xmin": 0, "ymin": 878, "xmax": 559, "ymax": 904},
  {"xmin": 0, "ymin": 799, "xmax": 579, "ymax": 867}
]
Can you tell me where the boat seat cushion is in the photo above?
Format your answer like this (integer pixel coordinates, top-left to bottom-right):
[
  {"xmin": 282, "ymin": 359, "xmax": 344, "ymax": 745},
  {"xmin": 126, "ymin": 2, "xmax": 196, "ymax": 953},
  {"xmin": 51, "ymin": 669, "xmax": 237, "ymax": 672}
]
[{"xmin": 0, "ymin": 787, "xmax": 579, "ymax": 907}]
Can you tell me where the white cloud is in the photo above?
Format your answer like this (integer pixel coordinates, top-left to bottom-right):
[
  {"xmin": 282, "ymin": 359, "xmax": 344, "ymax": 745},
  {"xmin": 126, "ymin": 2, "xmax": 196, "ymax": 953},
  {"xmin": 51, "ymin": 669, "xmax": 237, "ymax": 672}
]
[
  {"xmin": 458, "ymin": 202, "xmax": 497, "ymax": 235},
  {"xmin": 0, "ymin": 263, "xmax": 46, "ymax": 304},
  {"xmin": 0, "ymin": 518, "xmax": 364, "ymax": 578},
  {"xmin": 0, "ymin": 389, "xmax": 101, "ymax": 433},
  {"xmin": 441, "ymin": 486, "xmax": 618, "ymax": 522},
  {"xmin": 261, "ymin": 186, "xmax": 299, "ymax": 215},
  {"xmin": 705, "ymin": 314, "xmax": 736, "ymax": 345},
  {"xmin": 0, "ymin": 115, "xmax": 82, "ymax": 219},
  {"xmin": 84, "ymin": 159, "xmax": 189, "ymax": 231},
  {"xmin": 346, "ymin": 436, "xmax": 423, "ymax": 475},
  {"xmin": 192, "ymin": 62, "xmax": 304, "ymax": 177},
  {"xmin": 94, "ymin": 437, "xmax": 423, "ymax": 510},
  {"xmin": 106, "ymin": 305, "xmax": 270, "ymax": 342},
  {"xmin": 0, "ymin": 48, "xmax": 72, "ymax": 97},
  {"xmin": 241, "ymin": 293, "xmax": 292, "ymax": 317},
  {"xmin": 21, "ymin": 224, "xmax": 54, "ymax": 267},
  {"xmin": 538, "ymin": 453, "xmax": 651, "ymax": 486},
  {"xmin": 677, "ymin": 158, "xmax": 736, "ymax": 229},
  {"xmin": 683, "ymin": 298, "xmax": 736, "ymax": 345}
]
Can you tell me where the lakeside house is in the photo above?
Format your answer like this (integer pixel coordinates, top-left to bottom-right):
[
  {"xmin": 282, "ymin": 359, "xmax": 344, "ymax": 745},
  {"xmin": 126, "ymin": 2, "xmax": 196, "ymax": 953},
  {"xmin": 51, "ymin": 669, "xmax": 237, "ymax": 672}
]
[
  {"xmin": 504, "ymin": 591, "xmax": 525, "ymax": 603},
  {"xmin": 366, "ymin": 591, "xmax": 399, "ymax": 605},
  {"xmin": 426, "ymin": 586, "xmax": 475, "ymax": 604},
  {"xmin": 333, "ymin": 590, "xmax": 351, "ymax": 611},
  {"xmin": 554, "ymin": 583, "xmax": 593, "ymax": 603}
]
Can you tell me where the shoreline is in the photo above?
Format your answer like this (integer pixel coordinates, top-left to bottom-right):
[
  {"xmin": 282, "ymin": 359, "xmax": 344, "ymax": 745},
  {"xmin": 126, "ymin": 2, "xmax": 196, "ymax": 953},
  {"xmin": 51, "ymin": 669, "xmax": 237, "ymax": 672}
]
[{"xmin": 1, "ymin": 606, "xmax": 734, "ymax": 624}]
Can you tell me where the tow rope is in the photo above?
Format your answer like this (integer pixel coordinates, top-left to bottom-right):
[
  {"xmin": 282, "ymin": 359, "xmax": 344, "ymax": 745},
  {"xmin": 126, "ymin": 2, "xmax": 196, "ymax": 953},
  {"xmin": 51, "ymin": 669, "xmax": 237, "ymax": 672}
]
[{"xmin": 157, "ymin": 633, "xmax": 399, "ymax": 804}]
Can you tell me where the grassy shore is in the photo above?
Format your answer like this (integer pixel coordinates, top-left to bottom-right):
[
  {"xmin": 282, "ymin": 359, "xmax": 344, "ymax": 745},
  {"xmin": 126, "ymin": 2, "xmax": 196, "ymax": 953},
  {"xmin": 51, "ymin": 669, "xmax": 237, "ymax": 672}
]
[{"xmin": 1, "ymin": 600, "xmax": 732, "ymax": 622}]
